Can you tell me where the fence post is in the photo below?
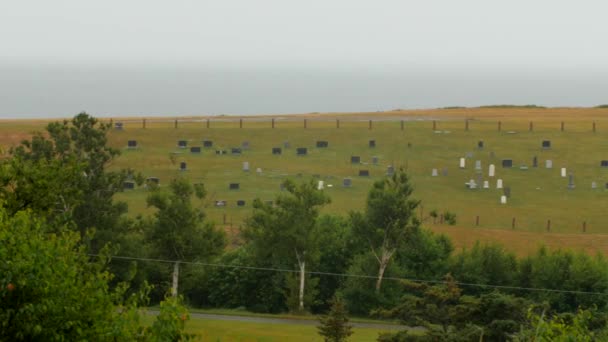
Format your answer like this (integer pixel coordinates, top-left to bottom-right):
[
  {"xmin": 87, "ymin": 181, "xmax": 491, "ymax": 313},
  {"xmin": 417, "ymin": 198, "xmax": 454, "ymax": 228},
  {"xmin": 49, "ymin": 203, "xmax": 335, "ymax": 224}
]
[
  {"xmin": 546, "ymin": 219, "xmax": 551, "ymax": 232},
  {"xmin": 561, "ymin": 121, "xmax": 564, "ymax": 132},
  {"xmin": 498, "ymin": 121, "xmax": 502, "ymax": 131},
  {"xmin": 272, "ymin": 118, "xmax": 275, "ymax": 129},
  {"xmin": 369, "ymin": 120, "xmax": 372, "ymax": 130},
  {"xmin": 583, "ymin": 221, "xmax": 587, "ymax": 233},
  {"xmin": 432, "ymin": 120, "xmax": 436, "ymax": 131},
  {"xmin": 240, "ymin": 118, "xmax": 243, "ymax": 128},
  {"xmin": 143, "ymin": 118, "xmax": 146, "ymax": 129},
  {"xmin": 336, "ymin": 119, "xmax": 340, "ymax": 128},
  {"xmin": 465, "ymin": 119, "xmax": 469, "ymax": 131},
  {"xmin": 529, "ymin": 121, "xmax": 533, "ymax": 132},
  {"xmin": 475, "ymin": 215, "xmax": 479, "ymax": 226},
  {"xmin": 511, "ymin": 217, "xmax": 516, "ymax": 229},
  {"xmin": 174, "ymin": 119, "xmax": 178, "ymax": 129},
  {"xmin": 593, "ymin": 122, "xmax": 596, "ymax": 133},
  {"xmin": 206, "ymin": 119, "xmax": 210, "ymax": 128}
]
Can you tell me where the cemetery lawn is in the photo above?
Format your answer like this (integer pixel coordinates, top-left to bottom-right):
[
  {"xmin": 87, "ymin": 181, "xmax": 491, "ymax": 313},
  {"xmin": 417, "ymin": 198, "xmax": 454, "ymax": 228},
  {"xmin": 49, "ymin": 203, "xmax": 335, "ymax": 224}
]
[{"xmin": 3, "ymin": 107, "xmax": 608, "ymax": 256}]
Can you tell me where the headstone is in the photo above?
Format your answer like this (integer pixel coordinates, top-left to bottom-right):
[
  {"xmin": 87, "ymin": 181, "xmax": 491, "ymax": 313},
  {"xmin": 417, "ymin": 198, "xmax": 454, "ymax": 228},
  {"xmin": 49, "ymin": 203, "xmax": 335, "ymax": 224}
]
[
  {"xmin": 242, "ymin": 141, "xmax": 250, "ymax": 150},
  {"xmin": 296, "ymin": 147, "xmax": 307, "ymax": 156},
  {"xmin": 605, "ymin": 182, "xmax": 608, "ymax": 190},
  {"xmin": 601, "ymin": 160, "xmax": 608, "ymax": 167},
  {"xmin": 343, "ymin": 178, "xmax": 352, "ymax": 187},
  {"xmin": 237, "ymin": 200, "xmax": 246, "ymax": 207},
  {"xmin": 489, "ymin": 151, "xmax": 495, "ymax": 159},
  {"xmin": 179, "ymin": 162, "xmax": 187, "ymax": 171},
  {"xmin": 488, "ymin": 164, "xmax": 495, "ymax": 177},
  {"xmin": 519, "ymin": 165, "xmax": 528, "ymax": 170},
  {"xmin": 317, "ymin": 180, "xmax": 324, "ymax": 190},
  {"xmin": 475, "ymin": 160, "xmax": 482, "ymax": 171},
  {"xmin": 369, "ymin": 140, "xmax": 376, "ymax": 148},
  {"xmin": 497, "ymin": 179, "xmax": 503, "ymax": 189},
  {"xmin": 483, "ymin": 180, "xmax": 489, "ymax": 189},
  {"xmin": 386, "ymin": 165, "xmax": 395, "ymax": 176},
  {"xmin": 502, "ymin": 159, "xmax": 513, "ymax": 168},
  {"xmin": 284, "ymin": 141, "xmax": 290, "ymax": 149},
  {"xmin": 465, "ymin": 151, "xmax": 474, "ymax": 158},
  {"xmin": 503, "ymin": 186, "xmax": 511, "ymax": 198},
  {"xmin": 459, "ymin": 158, "xmax": 466, "ymax": 169},
  {"xmin": 359, "ymin": 170, "xmax": 370, "ymax": 177},
  {"xmin": 243, "ymin": 162, "xmax": 250, "ymax": 171},
  {"xmin": 561, "ymin": 168, "xmax": 567, "ymax": 178},
  {"xmin": 215, "ymin": 149, "xmax": 226, "ymax": 155},
  {"xmin": 203, "ymin": 140, "xmax": 213, "ymax": 148},
  {"xmin": 372, "ymin": 156, "xmax": 379, "ymax": 165},
  {"xmin": 351, "ymin": 156, "xmax": 361, "ymax": 164},
  {"xmin": 568, "ymin": 173, "xmax": 575, "ymax": 189},
  {"xmin": 592, "ymin": 181, "xmax": 597, "ymax": 189},
  {"xmin": 532, "ymin": 156, "xmax": 538, "ymax": 168},
  {"xmin": 123, "ymin": 181, "xmax": 135, "ymax": 190},
  {"xmin": 478, "ymin": 140, "xmax": 484, "ymax": 149},
  {"xmin": 272, "ymin": 147, "xmax": 282, "ymax": 155},
  {"xmin": 545, "ymin": 160, "xmax": 553, "ymax": 169},
  {"xmin": 229, "ymin": 183, "xmax": 240, "ymax": 190},
  {"xmin": 190, "ymin": 146, "xmax": 201, "ymax": 153},
  {"xmin": 215, "ymin": 200, "xmax": 227, "ymax": 207},
  {"xmin": 442, "ymin": 168, "xmax": 448, "ymax": 176},
  {"xmin": 316, "ymin": 140, "xmax": 329, "ymax": 148},
  {"xmin": 542, "ymin": 140, "xmax": 551, "ymax": 149},
  {"xmin": 178, "ymin": 140, "xmax": 187, "ymax": 148},
  {"xmin": 127, "ymin": 140, "xmax": 137, "ymax": 148},
  {"xmin": 256, "ymin": 167, "xmax": 262, "ymax": 174},
  {"xmin": 500, "ymin": 195, "xmax": 507, "ymax": 204},
  {"xmin": 231, "ymin": 147, "xmax": 242, "ymax": 155},
  {"xmin": 115, "ymin": 122, "xmax": 124, "ymax": 130},
  {"xmin": 467, "ymin": 179, "xmax": 477, "ymax": 189},
  {"xmin": 431, "ymin": 168, "xmax": 438, "ymax": 177},
  {"xmin": 146, "ymin": 177, "xmax": 160, "ymax": 186}
]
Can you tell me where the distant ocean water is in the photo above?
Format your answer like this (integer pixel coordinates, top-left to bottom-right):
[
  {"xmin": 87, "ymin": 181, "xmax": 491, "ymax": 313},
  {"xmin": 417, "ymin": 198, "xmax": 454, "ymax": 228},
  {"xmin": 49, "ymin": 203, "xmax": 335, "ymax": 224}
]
[{"xmin": 1, "ymin": 66, "xmax": 606, "ymax": 119}]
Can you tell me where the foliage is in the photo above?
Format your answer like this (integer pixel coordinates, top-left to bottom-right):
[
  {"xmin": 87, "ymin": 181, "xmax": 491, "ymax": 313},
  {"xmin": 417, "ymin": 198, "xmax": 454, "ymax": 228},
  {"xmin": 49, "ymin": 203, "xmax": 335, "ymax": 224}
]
[
  {"xmin": 146, "ymin": 296, "xmax": 195, "ymax": 342},
  {"xmin": 512, "ymin": 308, "xmax": 608, "ymax": 341},
  {"xmin": 317, "ymin": 296, "xmax": 354, "ymax": 342}
]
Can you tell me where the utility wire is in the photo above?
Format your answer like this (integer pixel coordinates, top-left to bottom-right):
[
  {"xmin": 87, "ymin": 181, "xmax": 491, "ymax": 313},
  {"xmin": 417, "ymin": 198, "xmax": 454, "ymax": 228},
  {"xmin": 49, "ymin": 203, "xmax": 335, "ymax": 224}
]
[{"xmin": 88, "ymin": 253, "xmax": 608, "ymax": 297}]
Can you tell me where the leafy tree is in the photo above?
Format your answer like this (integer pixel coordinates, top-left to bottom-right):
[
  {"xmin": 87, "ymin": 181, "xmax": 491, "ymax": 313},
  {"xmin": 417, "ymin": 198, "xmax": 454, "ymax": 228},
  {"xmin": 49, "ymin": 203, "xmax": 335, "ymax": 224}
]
[
  {"xmin": 243, "ymin": 179, "xmax": 330, "ymax": 312},
  {"xmin": 351, "ymin": 168, "xmax": 420, "ymax": 292},
  {"xmin": 317, "ymin": 296, "xmax": 354, "ymax": 342},
  {"xmin": 0, "ymin": 207, "xmax": 192, "ymax": 341},
  {"xmin": 512, "ymin": 308, "xmax": 608, "ymax": 341}
]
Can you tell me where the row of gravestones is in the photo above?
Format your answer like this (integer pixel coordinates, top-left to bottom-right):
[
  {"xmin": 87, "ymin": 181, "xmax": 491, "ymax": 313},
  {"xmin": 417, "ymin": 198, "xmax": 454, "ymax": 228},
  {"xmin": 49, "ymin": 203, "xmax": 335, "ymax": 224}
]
[{"xmin": 476, "ymin": 140, "xmax": 553, "ymax": 150}]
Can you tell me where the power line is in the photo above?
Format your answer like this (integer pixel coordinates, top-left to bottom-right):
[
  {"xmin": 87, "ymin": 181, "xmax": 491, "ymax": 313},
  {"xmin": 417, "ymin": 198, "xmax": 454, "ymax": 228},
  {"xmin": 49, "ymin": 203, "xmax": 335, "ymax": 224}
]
[{"xmin": 89, "ymin": 253, "xmax": 608, "ymax": 297}]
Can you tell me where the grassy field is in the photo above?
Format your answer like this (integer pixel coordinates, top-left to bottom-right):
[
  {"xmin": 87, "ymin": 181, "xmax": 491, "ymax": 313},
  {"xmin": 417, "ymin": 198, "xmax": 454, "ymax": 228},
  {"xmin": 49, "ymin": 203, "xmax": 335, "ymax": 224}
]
[{"xmin": 3, "ymin": 107, "xmax": 608, "ymax": 256}]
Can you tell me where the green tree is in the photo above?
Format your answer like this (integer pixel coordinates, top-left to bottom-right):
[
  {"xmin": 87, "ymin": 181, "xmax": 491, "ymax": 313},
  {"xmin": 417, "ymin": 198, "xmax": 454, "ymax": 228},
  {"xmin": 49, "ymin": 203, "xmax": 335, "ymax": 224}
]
[
  {"xmin": 317, "ymin": 296, "xmax": 354, "ymax": 342},
  {"xmin": 512, "ymin": 308, "xmax": 608, "ymax": 341},
  {"xmin": 243, "ymin": 179, "xmax": 330, "ymax": 312},
  {"xmin": 351, "ymin": 168, "xmax": 420, "ymax": 292}
]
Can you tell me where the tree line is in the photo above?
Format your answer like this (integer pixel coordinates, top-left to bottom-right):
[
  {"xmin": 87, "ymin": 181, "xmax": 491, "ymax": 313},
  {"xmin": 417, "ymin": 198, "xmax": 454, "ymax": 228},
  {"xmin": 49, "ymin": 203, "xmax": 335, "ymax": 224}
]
[{"xmin": 1, "ymin": 113, "xmax": 607, "ymax": 341}]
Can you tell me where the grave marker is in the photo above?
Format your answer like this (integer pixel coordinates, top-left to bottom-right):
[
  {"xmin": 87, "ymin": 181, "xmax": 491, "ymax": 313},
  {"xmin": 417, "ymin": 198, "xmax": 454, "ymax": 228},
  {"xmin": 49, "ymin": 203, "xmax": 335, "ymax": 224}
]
[
  {"xmin": 459, "ymin": 158, "xmax": 466, "ymax": 168},
  {"xmin": 467, "ymin": 179, "xmax": 477, "ymax": 189},
  {"xmin": 316, "ymin": 140, "xmax": 329, "ymax": 148},
  {"xmin": 146, "ymin": 177, "xmax": 160, "ymax": 186},
  {"xmin": 179, "ymin": 162, "xmax": 187, "ymax": 171},
  {"xmin": 115, "ymin": 122, "xmax": 124, "ymax": 130},
  {"xmin": 190, "ymin": 146, "xmax": 201, "ymax": 153},
  {"xmin": 229, "ymin": 183, "xmax": 240, "ymax": 190},
  {"xmin": 483, "ymin": 181, "xmax": 489, "ymax": 189},
  {"xmin": 497, "ymin": 179, "xmax": 503, "ymax": 189},
  {"xmin": 465, "ymin": 151, "xmax": 474, "ymax": 158},
  {"xmin": 343, "ymin": 178, "xmax": 352, "ymax": 187},
  {"xmin": 317, "ymin": 180, "xmax": 324, "ymax": 190},
  {"xmin": 123, "ymin": 181, "xmax": 135, "ymax": 190},
  {"xmin": 215, "ymin": 200, "xmax": 227, "ymax": 207},
  {"xmin": 561, "ymin": 168, "xmax": 567, "ymax": 177},
  {"xmin": 284, "ymin": 141, "xmax": 290, "ymax": 149},
  {"xmin": 545, "ymin": 160, "xmax": 553, "ymax": 169},
  {"xmin": 231, "ymin": 147, "xmax": 242, "ymax": 155},
  {"xmin": 243, "ymin": 162, "xmax": 250, "ymax": 172},
  {"xmin": 542, "ymin": 140, "xmax": 551, "ymax": 149},
  {"xmin": 359, "ymin": 170, "xmax": 370, "ymax": 177},
  {"xmin": 372, "ymin": 156, "xmax": 379, "ymax": 165},
  {"xmin": 568, "ymin": 173, "xmax": 575, "ymax": 189},
  {"xmin": 237, "ymin": 200, "xmax": 246, "ymax": 207},
  {"xmin": 386, "ymin": 165, "xmax": 395, "ymax": 176},
  {"xmin": 502, "ymin": 159, "xmax": 513, "ymax": 168},
  {"xmin": 500, "ymin": 195, "xmax": 507, "ymax": 204},
  {"xmin": 478, "ymin": 140, "xmax": 484, "ymax": 149},
  {"xmin": 533, "ymin": 156, "xmax": 538, "ymax": 168},
  {"xmin": 601, "ymin": 160, "xmax": 608, "ymax": 167},
  {"xmin": 178, "ymin": 140, "xmax": 187, "ymax": 148},
  {"xmin": 369, "ymin": 140, "xmax": 376, "ymax": 148},
  {"xmin": 256, "ymin": 168, "xmax": 262, "ymax": 174},
  {"xmin": 203, "ymin": 140, "xmax": 213, "ymax": 148},
  {"xmin": 503, "ymin": 186, "xmax": 511, "ymax": 198},
  {"xmin": 242, "ymin": 141, "xmax": 250, "ymax": 150},
  {"xmin": 442, "ymin": 168, "xmax": 448, "ymax": 176},
  {"xmin": 431, "ymin": 168, "xmax": 438, "ymax": 177},
  {"xmin": 475, "ymin": 160, "xmax": 481, "ymax": 171},
  {"xmin": 489, "ymin": 164, "xmax": 495, "ymax": 177},
  {"xmin": 127, "ymin": 140, "xmax": 137, "ymax": 149},
  {"xmin": 592, "ymin": 181, "xmax": 598, "ymax": 189},
  {"xmin": 296, "ymin": 147, "xmax": 308, "ymax": 156},
  {"xmin": 272, "ymin": 147, "xmax": 282, "ymax": 155},
  {"xmin": 351, "ymin": 156, "xmax": 361, "ymax": 164}
]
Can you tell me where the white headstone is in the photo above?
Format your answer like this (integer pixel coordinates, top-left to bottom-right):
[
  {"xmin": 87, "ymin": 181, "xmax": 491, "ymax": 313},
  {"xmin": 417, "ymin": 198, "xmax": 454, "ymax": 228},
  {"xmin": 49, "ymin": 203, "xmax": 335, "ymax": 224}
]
[
  {"xmin": 256, "ymin": 167, "xmax": 262, "ymax": 174},
  {"xmin": 483, "ymin": 181, "xmax": 489, "ymax": 189},
  {"xmin": 459, "ymin": 158, "xmax": 466, "ymax": 168},
  {"xmin": 475, "ymin": 160, "xmax": 482, "ymax": 171},
  {"xmin": 488, "ymin": 164, "xmax": 495, "ymax": 177},
  {"xmin": 500, "ymin": 195, "xmax": 507, "ymax": 204},
  {"xmin": 545, "ymin": 160, "xmax": 553, "ymax": 169},
  {"xmin": 592, "ymin": 181, "xmax": 597, "ymax": 189},
  {"xmin": 561, "ymin": 167, "xmax": 567, "ymax": 178},
  {"xmin": 469, "ymin": 179, "xmax": 477, "ymax": 189},
  {"xmin": 243, "ymin": 161, "xmax": 250, "ymax": 171},
  {"xmin": 496, "ymin": 179, "xmax": 503, "ymax": 189},
  {"xmin": 432, "ymin": 168, "xmax": 438, "ymax": 177},
  {"xmin": 317, "ymin": 180, "xmax": 324, "ymax": 190}
]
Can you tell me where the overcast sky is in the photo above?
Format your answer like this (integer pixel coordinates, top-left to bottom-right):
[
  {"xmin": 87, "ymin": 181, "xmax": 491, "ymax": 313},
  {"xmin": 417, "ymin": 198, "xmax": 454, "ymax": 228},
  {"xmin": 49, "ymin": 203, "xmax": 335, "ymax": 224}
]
[
  {"xmin": 1, "ymin": 1, "xmax": 607, "ymax": 117},
  {"xmin": 3, "ymin": 0, "xmax": 607, "ymax": 69}
]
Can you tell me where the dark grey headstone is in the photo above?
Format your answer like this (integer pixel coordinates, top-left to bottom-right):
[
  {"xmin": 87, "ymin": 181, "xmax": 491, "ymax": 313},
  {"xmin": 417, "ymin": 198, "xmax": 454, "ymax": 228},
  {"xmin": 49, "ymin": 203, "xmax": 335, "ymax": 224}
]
[
  {"xmin": 215, "ymin": 150, "xmax": 223, "ymax": 155},
  {"xmin": 503, "ymin": 186, "xmax": 511, "ymax": 198},
  {"xmin": 203, "ymin": 140, "xmax": 213, "ymax": 148},
  {"xmin": 190, "ymin": 146, "xmax": 201, "ymax": 153},
  {"xmin": 236, "ymin": 200, "xmax": 246, "ymax": 207},
  {"xmin": 296, "ymin": 147, "xmax": 307, "ymax": 155},
  {"xmin": 123, "ymin": 181, "xmax": 135, "ymax": 190},
  {"xmin": 231, "ymin": 147, "xmax": 242, "ymax": 155},
  {"xmin": 359, "ymin": 170, "xmax": 370, "ymax": 177},
  {"xmin": 369, "ymin": 140, "xmax": 376, "ymax": 148},
  {"xmin": 502, "ymin": 159, "xmax": 513, "ymax": 168},
  {"xmin": 179, "ymin": 162, "xmax": 187, "ymax": 171},
  {"xmin": 351, "ymin": 156, "xmax": 361, "ymax": 164},
  {"xmin": 343, "ymin": 178, "xmax": 352, "ymax": 187},
  {"xmin": 284, "ymin": 141, "xmax": 290, "ymax": 148},
  {"xmin": 601, "ymin": 160, "xmax": 608, "ymax": 167},
  {"xmin": 272, "ymin": 147, "xmax": 282, "ymax": 155},
  {"xmin": 229, "ymin": 183, "xmax": 240, "ymax": 190},
  {"xmin": 442, "ymin": 168, "xmax": 448, "ymax": 176},
  {"xmin": 542, "ymin": 140, "xmax": 551, "ymax": 149},
  {"xmin": 178, "ymin": 140, "xmax": 187, "ymax": 148},
  {"xmin": 533, "ymin": 156, "xmax": 538, "ymax": 168},
  {"xmin": 372, "ymin": 156, "xmax": 379, "ymax": 165},
  {"xmin": 242, "ymin": 141, "xmax": 250, "ymax": 150},
  {"xmin": 386, "ymin": 165, "xmax": 395, "ymax": 176},
  {"xmin": 115, "ymin": 122, "xmax": 123, "ymax": 130},
  {"xmin": 568, "ymin": 173, "xmax": 575, "ymax": 189},
  {"xmin": 146, "ymin": 177, "xmax": 160, "ymax": 185},
  {"xmin": 127, "ymin": 140, "xmax": 137, "ymax": 148},
  {"xmin": 478, "ymin": 140, "xmax": 484, "ymax": 149},
  {"xmin": 316, "ymin": 141, "xmax": 329, "ymax": 148}
]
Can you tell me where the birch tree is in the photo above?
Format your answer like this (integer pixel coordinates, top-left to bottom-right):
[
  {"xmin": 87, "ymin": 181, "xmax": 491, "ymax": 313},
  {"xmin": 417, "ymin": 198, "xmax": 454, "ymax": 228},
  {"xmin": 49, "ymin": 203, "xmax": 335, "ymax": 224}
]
[
  {"xmin": 244, "ymin": 179, "xmax": 330, "ymax": 312},
  {"xmin": 352, "ymin": 168, "xmax": 420, "ymax": 292}
]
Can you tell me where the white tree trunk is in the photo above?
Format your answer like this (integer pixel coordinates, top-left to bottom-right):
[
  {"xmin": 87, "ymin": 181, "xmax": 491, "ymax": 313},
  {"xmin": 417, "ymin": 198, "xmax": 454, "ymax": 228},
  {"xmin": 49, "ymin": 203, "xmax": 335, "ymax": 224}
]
[
  {"xmin": 375, "ymin": 259, "xmax": 388, "ymax": 292},
  {"xmin": 171, "ymin": 262, "xmax": 180, "ymax": 297},
  {"xmin": 298, "ymin": 261, "xmax": 305, "ymax": 311}
]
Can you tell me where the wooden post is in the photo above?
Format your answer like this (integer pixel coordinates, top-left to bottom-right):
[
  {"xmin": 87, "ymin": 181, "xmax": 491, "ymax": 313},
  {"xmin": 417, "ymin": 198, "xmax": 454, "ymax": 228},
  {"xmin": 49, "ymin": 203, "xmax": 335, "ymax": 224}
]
[
  {"xmin": 239, "ymin": 118, "xmax": 243, "ymax": 128},
  {"xmin": 304, "ymin": 119, "xmax": 307, "ymax": 129},
  {"xmin": 465, "ymin": 119, "xmax": 469, "ymax": 131},
  {"xmin": 498, "ymin": 121, "xmax": 502, "ymax": 131},
  {"xmin": 593, "ymin": 122, "xmax": 596, "ymax": 133},
  {"xmin": 561, "ymin": 121, "xmax": 564, "ymax": 132},
  {"xmin": 475, "ymin": 215, "xmax": 479, "ymax": 226},
  {"xmin": 511, "ymin": 217, "xmax": 516, "ymax": 229},
  {"xmin": 547, "ymin": 219, "xmax": 551, "ymax": 232},
  {"xmin": 529, "ymin": 121, "xmax": 533, "ymax": 131},
  {"xmin": 369, "ymin": 120, "xmax": 372, "ymax": 130},
  {"xmin": 401, "ymin": 120, "xmax": 404, "ymax": 130},
  {"xmin": 432, "ymin": 120, "xmax": 436, "ymax": 131},
  {"xmin": 206, "ymin": 119, "xmax": 210, "ymax": 128},
  {"xmin": 174, "ymin": 119, "xmax": 178, "ymax": 129},
  {"xmin": 272, "ymin": 118, "xmax": 275, "ymax": 128},
  {"xmin": 143, "ymin": 118, "xmax": 146, "ymax": 129},
  {"xmin": 336, "ymin": 119, "xmax": 340, "ymax": 128},
  {"xmin": 171, "ymin": 262, "xmax": 179, "ymax": 297},
  {"xmin": 583, "ymin": 221, "xmax": 587, "ymax": 233}
]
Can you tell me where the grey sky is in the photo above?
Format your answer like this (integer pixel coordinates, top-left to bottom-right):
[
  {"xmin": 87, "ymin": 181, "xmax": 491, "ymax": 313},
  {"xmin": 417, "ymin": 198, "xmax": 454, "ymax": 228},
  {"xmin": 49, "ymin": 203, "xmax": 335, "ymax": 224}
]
[{"xmin": 3, "ymin": 0, "xmax": 607, "ymax": 69}]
